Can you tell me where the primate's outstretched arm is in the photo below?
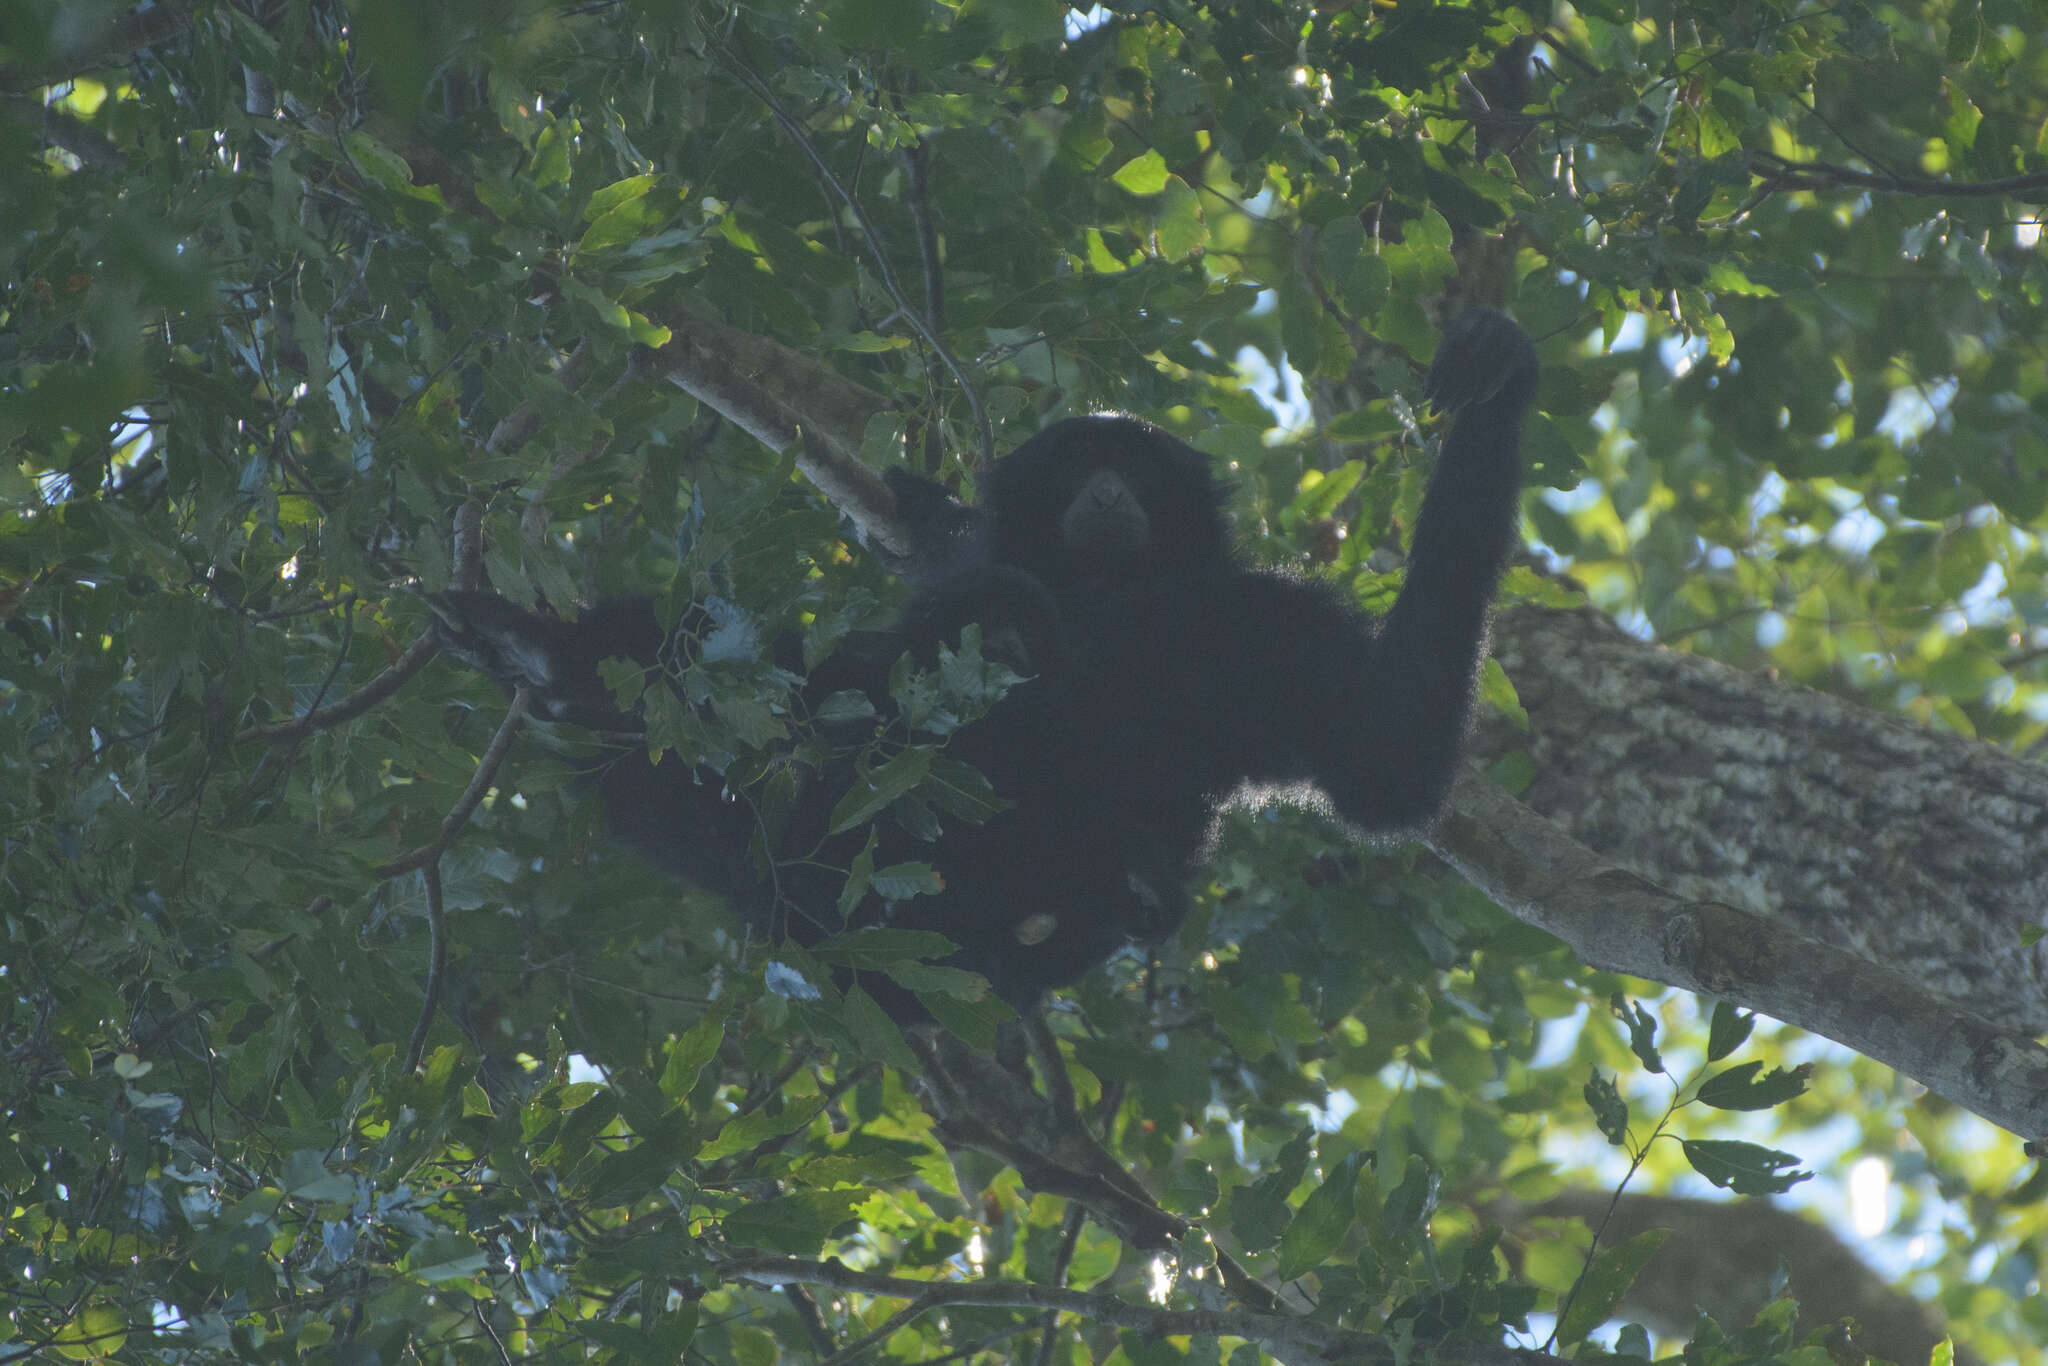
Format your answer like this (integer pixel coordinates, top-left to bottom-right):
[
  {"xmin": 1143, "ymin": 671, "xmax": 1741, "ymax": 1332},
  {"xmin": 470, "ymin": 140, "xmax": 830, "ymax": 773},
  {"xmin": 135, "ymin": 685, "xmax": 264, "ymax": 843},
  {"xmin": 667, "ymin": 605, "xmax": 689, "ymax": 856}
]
[{"xmin": 1215, "ymin": 308, "xmax": 1538, "ymax": 831}]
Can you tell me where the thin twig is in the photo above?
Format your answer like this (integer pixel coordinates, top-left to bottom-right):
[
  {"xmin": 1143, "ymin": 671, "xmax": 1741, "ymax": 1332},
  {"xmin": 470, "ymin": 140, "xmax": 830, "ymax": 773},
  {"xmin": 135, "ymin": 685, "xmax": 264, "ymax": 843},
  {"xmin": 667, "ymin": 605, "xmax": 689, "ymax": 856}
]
[
  {"xmin": 713, "ymin": 1253, "xmax": 1562, "ymax": 1366},
  {"xmin": 376, "ymin": 685, "xmax": 532, "ymax": 880},
  {"xmin": 1031, "ymin": 1206, "xmax": 1087, "ymax": 1366},
  {"xmin": 402, "ymin": 860, "xmax": 447, "ymax": 1073},
  {"xmin": 236, "ymin": 635, "xmax": 440, "ymax": 744},
  {"xmin": 1751, "ymin": 150, "xmax": 2048, "ymax": 199},
  {"xmin": 720, "ymin": 50, "xmax": 993, "ymax": 470}
]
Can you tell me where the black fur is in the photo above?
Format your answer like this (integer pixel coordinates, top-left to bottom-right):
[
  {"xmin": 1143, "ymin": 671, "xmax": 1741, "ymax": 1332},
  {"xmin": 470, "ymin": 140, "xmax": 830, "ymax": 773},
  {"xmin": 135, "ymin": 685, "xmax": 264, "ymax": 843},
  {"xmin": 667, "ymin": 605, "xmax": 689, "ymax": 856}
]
[{"xmin": 431, "ymin": 308, "xmax": 1537, "ymax": 1021}]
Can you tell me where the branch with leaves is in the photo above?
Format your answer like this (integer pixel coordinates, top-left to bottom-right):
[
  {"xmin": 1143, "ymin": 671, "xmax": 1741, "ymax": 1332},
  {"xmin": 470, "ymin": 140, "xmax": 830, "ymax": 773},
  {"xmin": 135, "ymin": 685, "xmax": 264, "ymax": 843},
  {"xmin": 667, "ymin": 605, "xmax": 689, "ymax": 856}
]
[
  {"xmin": 712, "ymin": 1252, "xmax": 1566, "ymax": 1366},
  {"xmin": 1433, "ymin": 770, "xmax": 2048, "ymax": 1141},
  {"xmin": 1750, "ymin": 150, "xmax": 2048, "ymax": 200}
]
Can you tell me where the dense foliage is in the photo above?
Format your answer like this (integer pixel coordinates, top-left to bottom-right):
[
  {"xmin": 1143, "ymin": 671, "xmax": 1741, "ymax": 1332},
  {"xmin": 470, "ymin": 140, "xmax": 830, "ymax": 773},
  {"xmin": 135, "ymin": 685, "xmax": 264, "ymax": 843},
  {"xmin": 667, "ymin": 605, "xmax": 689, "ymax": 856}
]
[{"xmin": 4, "ymin": 1, "xmax": 2045, "ymax": 1362}]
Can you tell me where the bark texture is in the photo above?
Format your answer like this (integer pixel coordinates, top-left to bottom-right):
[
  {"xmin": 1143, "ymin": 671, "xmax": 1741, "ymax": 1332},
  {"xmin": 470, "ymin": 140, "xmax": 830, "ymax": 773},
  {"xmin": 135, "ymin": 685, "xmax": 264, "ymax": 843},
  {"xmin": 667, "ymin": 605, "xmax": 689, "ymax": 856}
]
[
  {"xmin": 1432, "ymin": 771, "xmax": 2048, "ymax": 1138},
  {"xmin": 1472, "ymin": 605, "xmax": 2048, "ymax": 1032}
]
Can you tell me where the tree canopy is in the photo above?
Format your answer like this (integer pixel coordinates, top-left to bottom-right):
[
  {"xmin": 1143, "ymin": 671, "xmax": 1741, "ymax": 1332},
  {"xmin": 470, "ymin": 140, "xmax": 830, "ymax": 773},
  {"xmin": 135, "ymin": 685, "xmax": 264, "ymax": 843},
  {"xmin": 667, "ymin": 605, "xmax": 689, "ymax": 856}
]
[{"xmin": 4, "ymin": 1, "xmax": 2046, "ymax": 1363}]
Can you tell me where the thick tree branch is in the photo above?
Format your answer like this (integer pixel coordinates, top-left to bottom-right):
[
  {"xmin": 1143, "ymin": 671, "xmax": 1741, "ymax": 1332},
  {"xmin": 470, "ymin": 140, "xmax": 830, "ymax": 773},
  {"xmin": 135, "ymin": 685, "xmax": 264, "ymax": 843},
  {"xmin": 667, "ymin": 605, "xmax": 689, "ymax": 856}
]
[
  {"xmin": 234, "ymin": 634, "xmax": 439, "ymax": 744},
  {"xmin": 909, "ymin": 1031, "xmax": 1182, "ymax": 1251},
  {"xmin": 906, "ymin": 1031, "xmax": 1287, "ymax": 1315},
  {"xmin": 639, "ymin": 304, "xmax": 909, "ymax": 557},
  {"xmin": 1473, "ymin": 604, "xmax": 2048, "ymax": 1030},
  {"xmin": 1430, "ymin": 768, "xmax": 2048, "ymax": 1140}
]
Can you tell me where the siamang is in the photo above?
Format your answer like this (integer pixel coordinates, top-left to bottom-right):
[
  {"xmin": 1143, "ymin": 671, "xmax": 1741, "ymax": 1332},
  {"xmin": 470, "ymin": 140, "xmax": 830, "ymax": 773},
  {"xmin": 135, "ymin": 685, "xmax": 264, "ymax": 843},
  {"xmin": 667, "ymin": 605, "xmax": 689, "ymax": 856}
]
[{"xmin": 431, "ymin": 307, "xmax": 1537, "ymax": 1022}]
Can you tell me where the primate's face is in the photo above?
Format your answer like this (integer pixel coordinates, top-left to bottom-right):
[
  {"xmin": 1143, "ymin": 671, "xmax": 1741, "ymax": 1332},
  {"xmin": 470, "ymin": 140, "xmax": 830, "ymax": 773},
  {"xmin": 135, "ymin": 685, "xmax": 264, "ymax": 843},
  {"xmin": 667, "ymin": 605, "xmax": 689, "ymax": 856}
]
[
  {"xmin": 987, "ymin": 415, "xmax": 1225, "ymax": 593},
  {"xmin": 1058, "ymin": 466, "xmax": 1151, "ymax": 566}
]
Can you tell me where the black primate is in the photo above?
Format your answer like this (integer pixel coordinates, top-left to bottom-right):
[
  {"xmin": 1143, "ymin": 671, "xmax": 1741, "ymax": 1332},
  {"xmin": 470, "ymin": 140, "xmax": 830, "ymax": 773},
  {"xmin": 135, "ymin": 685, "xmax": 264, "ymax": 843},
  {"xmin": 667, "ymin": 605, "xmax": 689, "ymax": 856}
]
[{"xmin": 431, "ymin": 308, "xmax": 1537, "ymax": 1020}]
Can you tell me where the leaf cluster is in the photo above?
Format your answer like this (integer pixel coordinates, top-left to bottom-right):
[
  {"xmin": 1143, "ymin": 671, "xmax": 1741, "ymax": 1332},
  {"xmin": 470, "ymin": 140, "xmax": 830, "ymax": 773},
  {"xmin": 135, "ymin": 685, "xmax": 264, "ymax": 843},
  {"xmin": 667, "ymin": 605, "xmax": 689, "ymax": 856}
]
[{"xmin": 4, "ymin": 0, "xmax": 2044, "ymax": 1361}]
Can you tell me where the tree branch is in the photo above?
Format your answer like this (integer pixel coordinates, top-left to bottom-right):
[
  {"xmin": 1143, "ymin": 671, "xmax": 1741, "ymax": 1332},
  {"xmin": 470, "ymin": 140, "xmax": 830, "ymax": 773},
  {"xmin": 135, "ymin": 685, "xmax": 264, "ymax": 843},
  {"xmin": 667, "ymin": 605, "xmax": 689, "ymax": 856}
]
[
  {"xmin": 235, "ymin": 498, "xmax": 486, "ymax": 746},
  {"xmin": 905, "ymin": 1030, "xmax": 1287, "ymax": 1315},
  {"xmin": 640, "ymin": 303, "xmax": 909, "ymax": 556},
  {"xmin": 1751, "ymin": 150, "xmax": 2048, "ymax": 199},
  {"xmin": 713, "ymin": 1254, "xmax": 1563, "ymax": 1366},
  {"xmin": 234, "ymin": 633, "xmax": 440, "ymax": 745},
  {"xmin": 376, "ymin": 685, "xmax": 531, "ymax": 881},
  {"xmin": 1430, "ymin": 768, "xmax": 2048, "ymax": 1140}
]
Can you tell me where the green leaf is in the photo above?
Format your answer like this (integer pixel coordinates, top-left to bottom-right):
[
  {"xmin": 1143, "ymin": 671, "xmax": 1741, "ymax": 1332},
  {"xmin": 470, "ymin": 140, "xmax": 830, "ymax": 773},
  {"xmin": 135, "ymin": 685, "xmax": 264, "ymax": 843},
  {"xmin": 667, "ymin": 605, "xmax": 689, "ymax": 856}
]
[
  {"xmin": 1323, "ymin": 405, "xmax": 1405, "ymax": 441},
  {"xmin": 828, "ymin": 748, "xmax": 934, "ymax": 833},
  {"xmin": 960, "ymin": 0, "xmax": 1064, "ymax": 47},
  {"xmin": 838, "ymin": 829, "xmax": 877, "ymax": 919},
  {"xmin": 697, "ymin": 1099, "xmax": 827, "ymax": 1163},
  {"xmin": 871, "ymin": 861, "xmax": 942, "ymax": 901},
  {"xmin": 834, "ymin": 330, "xmax": 912, "ymax": 353},
  {"xmin": 923, "ymin": 755, "xmax": 1009, "ymax": 823},
  {"xmin": 1612, "ymin": 996, "xmax": 1665, "ymax": 1073},
  {"xmin": 1112, "ymin": 150, "xmax": 1171, "ymax": 195},
  {"xmin": 1380, "ymin": 1154, "xmax": 1438, "ymax": 1236},
  {"xmin": 914, "ymin": 971, "xmax": 1011, "ymax": 1047},
  {"xmin": 342, "ymin": 131, "xmax": 421, "ymax": 195},
  {"xmin": 1478, "ymin": 657, "xmax": 1526, "ymax": 729},
  {"xmin": 578, "ymin": 176, "xmax": 679, "ymax": 254},
  {"xmin": 282, "ymin": 1150, "xmax": 355, "ymax": 1203},
  {"xmin": 723, "ymin": 1191, "xmax": 863, "ymax": 1255},
  {"xmin": 1705, "ymin": 1002, "xmax": 1755, "ymax": 1062},
  {"xmin": 814, "ymin": 688, "xmax": 878, "ymax": 724},
  {"xmin": 405, "ymin": 1232, "xmax": 489, "ymax": 1284},
  {"xmin": 1154, "ymin": 175, "xmax": 1208, "ymax": 260},
  {"xmin": 1288, "ymin": 460, "xmax": 1367, "ymax": 520},
  {"xmin": 810, "ymin": 926, "xmax": 959, "ymax": 970},
  {"xmin": 1584, "ymin": 1070, "xmax": 1629, "ymax": 1146},
  {"xmin": 1236, "ymin": 1134, "xmax": 1312, "ymax": 1251},
  {"xmin": 660, "ymin": 1015, "xmax": 725, "ymax": 1101},
  {"xmin": 51, "ymin": 1304, "xmax": 128, "ymax": 1360},
  {"xmin": 1679, "ymin": 1139, "xmax": 1813, "ymax": 1195},
  {"xmin": 559, "ymin": 277, "xmax": 636, "ymax": 333},
  {"xmin": 1695, "ymin": 1061, "xmax": 1809, "ymax": 1112},
  {"xmin": 835, "ymin": 985, "xmax": 919, "ymax": 1072},
  {"xmin": 826, "ymin": 0, "xmax": 929, "ymax": 48},
  {"xmin": 531, "ymin": 117, "xmax": 573, "ymax": 188},
  {"xmin": 588, "ymin": 1133, "xmax": 685, "ymax": 1208},
  {"xmin": 1521, "ymin": 414, "xmax": 1582, "ymax": 490},
  {"xmin": 1555, "ymin": 1227, "xmax": 1671, "ymax": 1347},
  {"xmin": 1276, "ymin": 1150, "xmax": 1364, "ymax": 1281}
]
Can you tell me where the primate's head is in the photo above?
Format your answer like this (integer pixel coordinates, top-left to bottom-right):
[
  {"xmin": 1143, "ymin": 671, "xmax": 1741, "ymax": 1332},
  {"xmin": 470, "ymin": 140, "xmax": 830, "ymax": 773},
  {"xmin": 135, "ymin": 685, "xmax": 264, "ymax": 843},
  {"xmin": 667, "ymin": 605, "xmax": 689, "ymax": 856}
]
[{"xmin": 984, "ymin": 416, "xmax": 1227, "ymax": 593}]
